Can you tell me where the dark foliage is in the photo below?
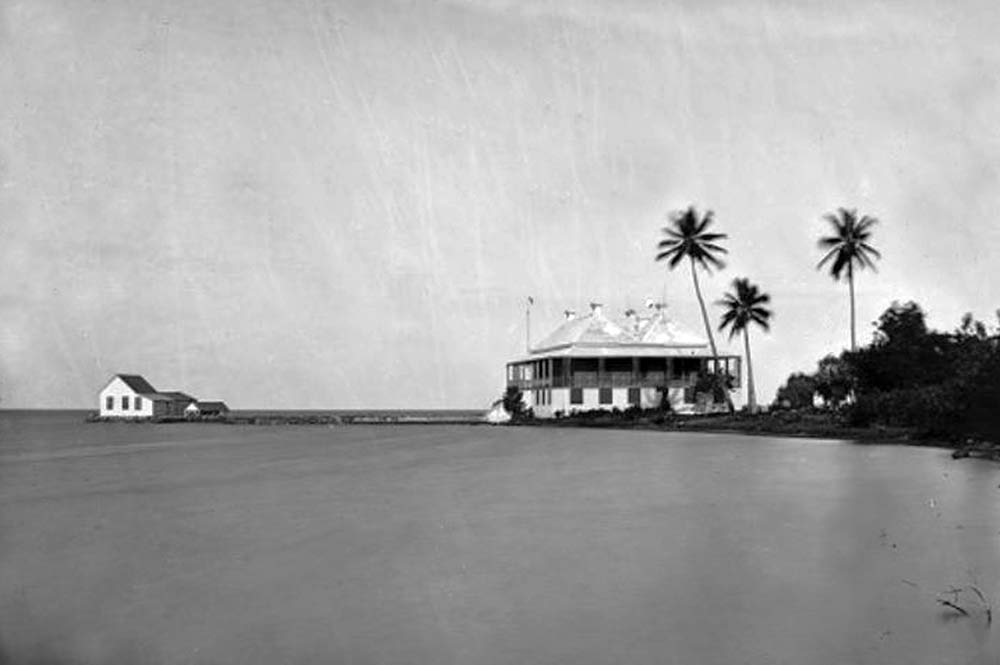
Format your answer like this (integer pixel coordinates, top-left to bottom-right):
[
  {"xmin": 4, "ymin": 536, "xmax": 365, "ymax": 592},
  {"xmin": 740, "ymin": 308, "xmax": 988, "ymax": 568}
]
[
  {"xmin": 694, "ymin": 372, "xmax": 733, "ymax": 403},
  {"xmin": 774, "ymin": 373, "xmax": 817, "ymax": 409},
  {"xmin": 782, "ymin": 301, "xmax": 1000, "ymax": 442},
  {"xmin": 813, "ymin": 354, "xmax": 853, "ymax": 408},
  {"xmin": 501, "ymin": 385, "xmax": 529, "ymax": 421}
]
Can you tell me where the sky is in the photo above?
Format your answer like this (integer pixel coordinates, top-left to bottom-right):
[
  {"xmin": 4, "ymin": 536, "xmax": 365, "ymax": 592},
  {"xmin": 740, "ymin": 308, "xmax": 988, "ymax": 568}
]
[{"xmin": 2, "ymin": 0, "xmax": 999, "ymax": 409}]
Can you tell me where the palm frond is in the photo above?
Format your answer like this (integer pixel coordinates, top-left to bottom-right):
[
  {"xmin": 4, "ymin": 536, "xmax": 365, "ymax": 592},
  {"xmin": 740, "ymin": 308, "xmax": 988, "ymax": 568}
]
[
  {"xmin": 817, "ymin": 208, "xmax": 881, "ymax": 280},
  {"xmin": 717, "ymin": 277, "xmax": 773, "ymax": 337},
  {"xmin": 655, "ymin": 205, "xmax": 727, "ymax": 274},
  {"xmin": 699, "ymin": 242, "xmax": 729, "ymax": 255},
  {"xmin": 817, "ymin": 246, "xmax": 841, "ymax": 270},
  {"xmin": 831, "ymin": 251, "xmax": 850, "ymax": 279},
  {"xmin": 859, "ymin": 242, "xmax": 882, "ymax": 259}
]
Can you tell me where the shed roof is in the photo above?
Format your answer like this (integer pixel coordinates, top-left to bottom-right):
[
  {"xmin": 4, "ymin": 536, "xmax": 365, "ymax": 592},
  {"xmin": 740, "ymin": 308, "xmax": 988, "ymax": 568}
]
[
  {"xmin": 160, "ymin": 391, "xmax": 196, "ymax": 402},
  {"xmin": 140, "ymin": 393, "xmax": 178, "ymax": 402},
  {"xmin": 194, "ymin": 401, "xmax": 229, "ymax": 411}
]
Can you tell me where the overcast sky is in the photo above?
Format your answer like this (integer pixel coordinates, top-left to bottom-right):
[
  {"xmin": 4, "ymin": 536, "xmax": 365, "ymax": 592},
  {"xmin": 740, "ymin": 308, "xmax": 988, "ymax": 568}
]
[{"xmin": 2, "ymin": 0, "xmax": 999, "ymax": 409}]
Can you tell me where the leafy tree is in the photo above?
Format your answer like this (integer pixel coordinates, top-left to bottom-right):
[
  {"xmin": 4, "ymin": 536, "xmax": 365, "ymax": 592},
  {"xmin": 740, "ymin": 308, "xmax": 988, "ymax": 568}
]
[
  {"xmin": 874, "ymin": 300, "xmax": 928, "ymax": 345},
  {"xmin": 849, "ymin": 301, "xmax": 952, "ymax": 392},
  {"xmin": 817, "ymin": 208, "xmax": 882, "ymax": 351},
  {"xmin": 717, "ymin": 278, "xmax": 772, "ymax": 413},
  {"xmin": 656, "ymin": 205, "xmax": 732, "ymax": 411},
  {"xmin": 775, "ymin": 373, "xmax": 817, "ymax": 410},
  {"xmin": 813, "ymin": 354, "xmax": 853, "ymax": 407}
]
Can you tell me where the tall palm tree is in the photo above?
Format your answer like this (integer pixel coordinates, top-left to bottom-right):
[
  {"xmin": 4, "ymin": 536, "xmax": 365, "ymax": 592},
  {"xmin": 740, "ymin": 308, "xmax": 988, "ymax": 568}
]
[
  {"xmin": 717, "ymin": 278, "xmax": 772, "ymax": 413},
  {"xmin": 656, "ymin": 205, "xmax": 731, "ymax": 409},
  {"xmin": 817, "ymin": 208, "xmax": 882, "ymax": 351}
]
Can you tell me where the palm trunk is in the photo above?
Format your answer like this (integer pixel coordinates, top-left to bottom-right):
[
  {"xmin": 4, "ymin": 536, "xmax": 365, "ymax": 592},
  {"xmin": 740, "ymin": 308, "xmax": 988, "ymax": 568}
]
[
  {"xmin": 743, "ymin": 327, "xmax": 756, "ymax": 413},
  {"xmin": 848, "ymin": 261, "xmax": 856, "ymax": 352},
  {"xmin": 690, "ymin": 258, "xmax": 734, "ymax": 412}
]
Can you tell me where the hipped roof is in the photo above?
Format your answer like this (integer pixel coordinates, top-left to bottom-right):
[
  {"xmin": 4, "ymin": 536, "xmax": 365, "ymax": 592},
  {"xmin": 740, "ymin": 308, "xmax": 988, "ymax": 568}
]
[{"xmin": 519, "ymin": 305, "xmax": 717, "ymax": 362}]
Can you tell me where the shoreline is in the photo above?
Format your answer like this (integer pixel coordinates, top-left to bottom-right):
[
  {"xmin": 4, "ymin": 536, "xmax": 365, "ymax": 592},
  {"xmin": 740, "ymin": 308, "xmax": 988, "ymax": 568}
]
[
  {"xmin": 512, "ymin": 412, "xmax": 1000, "ymax": 460},
  {"xmin": 77, "ymin": 411, "xmax": 1000, "ymax": 460}
]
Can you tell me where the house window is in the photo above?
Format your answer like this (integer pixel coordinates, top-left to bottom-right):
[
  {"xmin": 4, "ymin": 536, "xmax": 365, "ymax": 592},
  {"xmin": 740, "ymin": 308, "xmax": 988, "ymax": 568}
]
[
  {"xmin": 122, "ymin": 396, "xmax": 129, "ymax": 410},
  {"xmin": 570, "ymin": 388, "xmax": 583, "ymax": 404},
  {"xmin": 134, "ymin": 396, "xmax": 142, "ymax": 410},
  {"xmin": 627, "ymin": 387, "xmax": 640, "ymax": 405},
  {"xmin": 599, "ymin": 387, "xmax": 613, "ymax": 404},
  {"xmin": 106, "ymin": 396, "xmax": 113, "ymax": 411}
]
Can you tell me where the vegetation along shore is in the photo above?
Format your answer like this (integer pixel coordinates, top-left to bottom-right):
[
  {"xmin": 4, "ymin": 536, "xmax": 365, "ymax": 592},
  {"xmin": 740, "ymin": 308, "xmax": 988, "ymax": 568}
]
[{"xmin": 494, "ymin": 202, "xmax": 1000, "ymax": 462}]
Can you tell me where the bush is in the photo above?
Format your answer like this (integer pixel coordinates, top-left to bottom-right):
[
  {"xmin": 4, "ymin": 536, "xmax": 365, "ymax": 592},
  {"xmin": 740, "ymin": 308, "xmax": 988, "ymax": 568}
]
[
  {"xmin": 774, "ymin": 373, "xmax": 817, "ymax": 410},
  {"xmin": 501, "ymin": 386, "xmax": 527, "ymax": 420},
  {"xmin": 694, "ymin": 373, "xmax": 731, "ymax": 404}
]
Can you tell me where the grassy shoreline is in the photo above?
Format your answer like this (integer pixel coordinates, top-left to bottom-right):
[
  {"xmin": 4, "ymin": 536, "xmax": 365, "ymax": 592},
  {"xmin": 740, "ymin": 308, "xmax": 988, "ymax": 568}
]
[
  {"xmin": 82, "ymin": 410, "xmax": 1000, "ymax": 461},
  {"xmin": 515, "ymin": 410, "xmax": 1000, "ymax": 461}
]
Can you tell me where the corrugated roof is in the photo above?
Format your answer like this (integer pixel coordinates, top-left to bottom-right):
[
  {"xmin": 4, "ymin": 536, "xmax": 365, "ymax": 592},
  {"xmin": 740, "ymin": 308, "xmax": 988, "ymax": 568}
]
[
  {"xmin": 527, "ymin": 304, "xmax": 708, "ymax": 358},
  {"xmin": 635, "ymin": 309, "xmax": 707, "ymax": 346},
  {"xmin": 116, "ymin": 374, "xmax": 157, "ymax": 394},
  {"xmin": 531, "ymin": 305, "xmax": 627, "ymax": 352}
]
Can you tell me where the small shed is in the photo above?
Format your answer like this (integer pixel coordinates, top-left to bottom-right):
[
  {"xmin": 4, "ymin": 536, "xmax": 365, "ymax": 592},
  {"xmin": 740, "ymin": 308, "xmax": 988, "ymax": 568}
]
[{"xmin": 185, "ymin": 401, "xmax": 230, "ymax": 417}]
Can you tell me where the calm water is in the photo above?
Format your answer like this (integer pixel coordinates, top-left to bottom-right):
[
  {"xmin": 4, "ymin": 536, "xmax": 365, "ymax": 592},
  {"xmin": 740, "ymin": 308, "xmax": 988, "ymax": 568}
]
[{"xmin": 1, "ymin": 411, "xmax": 998, "ymax": 664}]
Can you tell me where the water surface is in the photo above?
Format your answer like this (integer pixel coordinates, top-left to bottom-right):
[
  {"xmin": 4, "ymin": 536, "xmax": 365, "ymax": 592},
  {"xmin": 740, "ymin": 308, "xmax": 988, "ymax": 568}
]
[{"xmin": 1, "ymin": 411, "xmax": 998, "ymax": 664}]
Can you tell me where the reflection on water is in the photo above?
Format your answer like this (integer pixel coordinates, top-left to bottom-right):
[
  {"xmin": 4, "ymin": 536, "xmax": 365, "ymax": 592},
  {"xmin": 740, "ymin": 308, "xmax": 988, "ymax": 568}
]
[{"xmin": 0, "ymin": 411, "xmax": 998, "ymax": 664}]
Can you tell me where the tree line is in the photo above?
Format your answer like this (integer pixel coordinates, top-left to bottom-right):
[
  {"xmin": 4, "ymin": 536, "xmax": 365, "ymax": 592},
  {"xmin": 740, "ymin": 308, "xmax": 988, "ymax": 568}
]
[
  {"xmin": 775, "ymin": 301, "xmax": 1000, "ymax": 441},
  {"xmin": 655, "ymin": 205, "xmax": 878, "ymax": 412}
]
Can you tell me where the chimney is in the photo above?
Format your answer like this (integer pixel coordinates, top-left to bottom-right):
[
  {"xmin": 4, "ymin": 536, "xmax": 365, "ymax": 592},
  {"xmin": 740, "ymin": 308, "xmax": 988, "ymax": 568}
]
[
  {"xmin": 564, "ymin": 309, "xmax": 577, "ymax": 321},
  {"xmin": 624, "ymin": 308, "xmax": 639, "ymax": 333},
  {"xmin": 589, "ymin": 302, "xmax": 604, "ymax": 318}
]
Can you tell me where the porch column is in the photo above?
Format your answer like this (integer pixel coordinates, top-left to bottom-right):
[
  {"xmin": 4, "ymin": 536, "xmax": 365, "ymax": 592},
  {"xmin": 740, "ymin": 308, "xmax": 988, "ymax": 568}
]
[{"xmin": 598, "ymin": 358, "xmax": 606, "ymax": 386}]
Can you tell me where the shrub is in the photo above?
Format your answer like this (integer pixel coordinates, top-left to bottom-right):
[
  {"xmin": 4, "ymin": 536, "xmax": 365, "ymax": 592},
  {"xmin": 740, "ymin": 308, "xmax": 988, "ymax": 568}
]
[{"xmin": 501, "ymin": 386, "xmax": 527, "ymax": 419}]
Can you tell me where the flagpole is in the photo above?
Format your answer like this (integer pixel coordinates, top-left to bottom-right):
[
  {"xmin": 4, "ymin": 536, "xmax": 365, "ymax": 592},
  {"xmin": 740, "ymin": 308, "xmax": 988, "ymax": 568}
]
[{"xmin": 526, "ymin": 296, "xmax": 534, "ymax": 353}]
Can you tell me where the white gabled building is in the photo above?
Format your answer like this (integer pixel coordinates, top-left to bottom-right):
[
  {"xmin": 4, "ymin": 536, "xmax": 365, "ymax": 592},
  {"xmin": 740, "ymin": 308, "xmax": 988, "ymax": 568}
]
[
  {"xmin": 98, "ymin": 374, "xmax": 195, "ymax": 419},
  {"xmin": 506, "ymin": 302, "xmax": 741, "ymax": 417}
]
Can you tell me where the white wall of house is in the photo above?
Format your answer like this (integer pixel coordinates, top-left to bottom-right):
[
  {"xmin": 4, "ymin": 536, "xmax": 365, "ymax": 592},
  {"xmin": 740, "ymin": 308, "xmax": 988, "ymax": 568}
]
[
  {"xmin": 531, "ymin": 386, "xmax": 644, "ymax": 416},
  {"xmin": 98, "ymin": 377, "xmax": 154, "ymax": 418},
  {"xmin": 518, "ymin": 385, "xmax": 728, "ymax": 418}
]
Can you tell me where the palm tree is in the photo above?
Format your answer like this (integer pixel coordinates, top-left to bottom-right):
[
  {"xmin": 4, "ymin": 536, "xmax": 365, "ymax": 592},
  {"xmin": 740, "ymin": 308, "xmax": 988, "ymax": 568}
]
[
  {"xmin": 717, "ymin": 278, "xmax": 772, "ymax": 413},
  {"xmin": 817, "ymin": 208, "xmax": 882, "ymax": 351},
  {"xmin": 656, "ymin": 205, "xmax": 731, "ymax": 409}
]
